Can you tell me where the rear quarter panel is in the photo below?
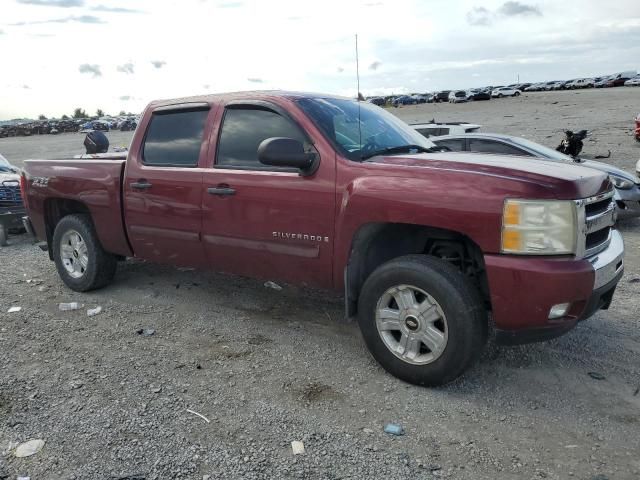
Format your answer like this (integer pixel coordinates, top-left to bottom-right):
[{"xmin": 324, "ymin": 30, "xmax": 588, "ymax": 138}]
[{"xmin": 23, "ymin": 159, "xmax": 132, "ymax": 257}]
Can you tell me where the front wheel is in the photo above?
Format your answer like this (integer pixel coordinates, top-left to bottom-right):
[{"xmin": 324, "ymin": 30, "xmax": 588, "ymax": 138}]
[
  {"xmin": 52, "ymin": 214, "xmax": 117, "ymax": 292},
  {"xmin": 514, "ymin": 91, "xmax": 520, "ymax": 96},
  {"xmin": 357, "ymin": 255, "xmax": 487, "ymax": 386}
]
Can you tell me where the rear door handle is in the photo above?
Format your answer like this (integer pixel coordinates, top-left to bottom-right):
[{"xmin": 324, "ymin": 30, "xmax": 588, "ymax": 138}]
[
  {"xmin": 131, "ymin": 180, "xmax": 152, "ymax": 190},
  {"xmin": 207, "ymin": 186, "xmax": 235, "ymax": 196}
]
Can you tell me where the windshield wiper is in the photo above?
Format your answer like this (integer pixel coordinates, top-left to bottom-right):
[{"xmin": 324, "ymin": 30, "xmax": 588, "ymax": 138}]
[{"xmin": 361, "ymin": 144, "xmax": 439, "ymax": 160}]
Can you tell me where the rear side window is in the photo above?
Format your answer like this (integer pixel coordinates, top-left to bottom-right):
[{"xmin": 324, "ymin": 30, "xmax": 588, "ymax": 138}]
[
  {"xmin": 434, "ymin": 139, "xmax": 464, "ymax": 151},
  {"xmin": 416, "ymin": 127, "xmax": 448, "ymax": 137},
  {"xmin": 142, "ymin": 109, "xmax": 208, "ymax": 167},
  {"xmin": 468, "ymin": 139, "xmax": 529, "ymax": 156},
  {"xmin": 216, "ymin": 107, "xmax": 306, "ymax": 169}
]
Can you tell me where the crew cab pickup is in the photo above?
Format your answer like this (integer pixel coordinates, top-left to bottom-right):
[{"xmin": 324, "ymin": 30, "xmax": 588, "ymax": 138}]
[{"xmin": 21, "ymin": 91, "xmax": 624, "ymax": 386}]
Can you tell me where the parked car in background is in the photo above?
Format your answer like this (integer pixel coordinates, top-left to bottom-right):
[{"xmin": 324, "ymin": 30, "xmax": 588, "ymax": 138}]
[
  {"xmin": 524, "ymin": 82, "xmax": 544, "ymax": 92},
  {"xmin": 0, "ymin": 153, "xmax": 25, "ymax": 245},
  {"xmin": 430, "ymin": 91, "xmax": 451, "ymax": 103},
  {"xmin": 609, "ymin": 71, "xmax": 637, "ymax": 87},
  {"xmin": 491, "ymin": 87, "xmax": 521, "ymax": 98},
  {"xmin": 411, "ymin": 121, "xmax": 482, "ymax": 137},
  {"xmin": 515, "ymin": 83, "xmax": 532, "ymax": 91},
  {"xmin": 430, "ymin": 133, "xmax": 640, "ymax": 218},
  {"xmin": 624, "ymin": 76, "xmax": 640, "ymax": 86},
  {"xmin": 411, "ymin": 94, "xmax": 428, "ymax": 104},
  {"xmin": 567, "ymin": 78, "xmax": 594, "ymax": 89},
  {"xmin": 448, "ymin": 90, "xmax": 470, "ymax": 103},
  {"xmin": 469, "ymin": 89, "xmax": 491, "ymax": 101},
  {"xmin": 366, "ymin": 97, "xmax": 386, "ymax": 106},
  {"xmin": 635, "ymin": 113, "xmax": 640, "ymax": 142},
  {"xmin": 392, "ymin": 95, "xmax": 417, "ymax": 106},
  {"xmin": 595, "ymin": 76, "xmax": 613, "ymax": 88}
]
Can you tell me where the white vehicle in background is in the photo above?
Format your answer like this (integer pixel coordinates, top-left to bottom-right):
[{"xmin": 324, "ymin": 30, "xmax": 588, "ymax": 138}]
[
  {"xmin": 448, "ymin": 90, "xmax": 471, "ymax": 103},
  {"xmin": 410, "ymin": 121, "xmax": 482, "ymax": 137},
  {"xmin": 624, "ymin": 76, "xmax": 640, "ymax": 86},
  {"xmin": 567, "ymin": 78, "xmax": 594, "ymax": 89},
  {"xmin": 491, "ymin": 86, "xmax": 521, "ymax": 98}
]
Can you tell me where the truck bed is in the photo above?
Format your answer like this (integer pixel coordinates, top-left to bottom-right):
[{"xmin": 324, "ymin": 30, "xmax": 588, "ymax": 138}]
[{"xmin": 23, "ymin": 158, "xmax": 133, "ymax": 257}]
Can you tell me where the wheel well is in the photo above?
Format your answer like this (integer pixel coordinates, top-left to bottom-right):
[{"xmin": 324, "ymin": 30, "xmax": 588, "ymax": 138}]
[
  {"xmin": 345, "ymin": 223, "xmax": 490, "ymax": 318},
  {"xmin": 43, "ymin": 198, "xmax": 90, "ymax": 260}
]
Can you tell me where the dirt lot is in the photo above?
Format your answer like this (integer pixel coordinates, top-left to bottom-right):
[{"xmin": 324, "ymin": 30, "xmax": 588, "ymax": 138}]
[{"xmin": 1, "ymin": 89, "xmax": 639, "ymax": 480}]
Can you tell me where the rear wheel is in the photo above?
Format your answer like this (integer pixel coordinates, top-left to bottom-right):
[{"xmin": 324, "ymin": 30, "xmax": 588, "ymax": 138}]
[
  {"xmin": 514, "ymin": 91, "xmax": 520, "ymax": 96},
  {"xmin": 52, "ymin": 214, "xmax": 117, "ymax": 292},
  {"xmin": 357, "ymin": 255, "xmax": 488, "ymax": 386}
]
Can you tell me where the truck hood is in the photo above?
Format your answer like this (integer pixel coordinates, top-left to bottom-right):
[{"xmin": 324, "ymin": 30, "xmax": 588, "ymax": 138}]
[{"xmin": 367, "ymin": 152, "xmax": 612, "ymax": 199}]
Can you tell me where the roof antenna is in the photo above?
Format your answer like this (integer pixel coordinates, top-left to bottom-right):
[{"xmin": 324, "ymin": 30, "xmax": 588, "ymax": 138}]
[{"xmin": 356, "ymin": 33, "xmax": 363, "ymax": 160}]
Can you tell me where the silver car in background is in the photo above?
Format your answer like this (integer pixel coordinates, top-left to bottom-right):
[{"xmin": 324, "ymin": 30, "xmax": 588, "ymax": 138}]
[{"xmin": 426, "ymin": 133, "xmax": 640, "ymax": 218}]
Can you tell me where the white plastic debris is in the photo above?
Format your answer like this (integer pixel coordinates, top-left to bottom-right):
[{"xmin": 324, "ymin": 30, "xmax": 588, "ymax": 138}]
[
  {"xmin": 291, "ymin": 440, "xmax": 305, "ymax": 455},
  {"xmin": 264, "ymin": 281, "xmax": 283, "ymax": 291},
  {"xmin": 14, "ymin": 439, "xmax": 45, "ymax": 458},
  {"xmin": 87, "ymin": 306, "xmax": 103, "ymax": 317},
  {"xmin": 59, "ymin": 302, "xmax": 81, "ymax": 311},
  {"xmin": 17, "ymin": 477, "xmax": 31, "ymax": 480},
  {"xmin": 7, "ymin": 306, "xmax": 22, "ymax": 313}
]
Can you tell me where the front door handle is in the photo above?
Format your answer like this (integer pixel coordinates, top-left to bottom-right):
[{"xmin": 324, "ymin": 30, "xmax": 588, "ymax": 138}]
[
  {"xmin": 131, "ymin": 180, "xmax": 152, "ymax": 190},
  {"xmin": 207, "ymin": 185, "xmax": 236, "ymax": 196}
]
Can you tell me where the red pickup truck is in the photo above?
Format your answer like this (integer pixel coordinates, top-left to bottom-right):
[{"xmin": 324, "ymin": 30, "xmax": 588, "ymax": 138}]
[{"xmin": 21, "ymin": 91, "xmax": 624, "ymax": 386}]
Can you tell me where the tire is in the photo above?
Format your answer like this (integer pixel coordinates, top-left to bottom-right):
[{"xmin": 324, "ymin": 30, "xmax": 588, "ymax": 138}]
[
  {"xmin": 52, "ymin": 214, "xmax": 117, "ymax": 292},
  {"xmin": 514, "ymin": 91, "xmax": 520, "ymax": 96},
  {"xmin": 497, "ymin": 94, "xmax": 503, "ymax": 98},
  {"xmin": 357, "ymin": 255, "xmax": 487, "ymax": 386}
]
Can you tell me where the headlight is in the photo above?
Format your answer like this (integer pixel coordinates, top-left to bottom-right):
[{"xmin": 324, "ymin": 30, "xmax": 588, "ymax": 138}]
[
  {"xmin": 502, "ymin": 199, "xmax": 576, "ymax": 255},
  {"xmin": 609, "ymin": 175, "xmax": 634, "ymax": 190}
]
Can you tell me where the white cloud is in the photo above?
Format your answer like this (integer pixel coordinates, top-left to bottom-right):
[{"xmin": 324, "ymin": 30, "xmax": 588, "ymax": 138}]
[{"xmin": 0, "ymin": 0, "xmax": 639, "ymax": 119}]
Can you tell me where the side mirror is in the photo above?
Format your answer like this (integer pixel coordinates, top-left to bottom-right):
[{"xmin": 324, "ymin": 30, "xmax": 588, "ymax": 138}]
[{"xmin": 258, "ymin": 137, "xmax": 317, "ymax": 174}]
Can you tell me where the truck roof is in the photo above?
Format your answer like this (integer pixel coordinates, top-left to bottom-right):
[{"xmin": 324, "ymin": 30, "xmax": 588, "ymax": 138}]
[{"xmin": 147, "ymin": 90, "xmax": 350, "ymax": 108}]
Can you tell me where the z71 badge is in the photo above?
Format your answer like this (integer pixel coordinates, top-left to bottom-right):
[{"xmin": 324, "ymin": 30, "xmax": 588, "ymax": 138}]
[{"xmin": 32, "ymin": 177, "xmax": 49, "ymax": 187}]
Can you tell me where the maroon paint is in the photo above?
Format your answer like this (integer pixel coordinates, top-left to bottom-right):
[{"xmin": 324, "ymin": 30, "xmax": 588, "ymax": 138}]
[{"xmin": 22, "ymin": 91, "xmax": 614, "ymax": 333}]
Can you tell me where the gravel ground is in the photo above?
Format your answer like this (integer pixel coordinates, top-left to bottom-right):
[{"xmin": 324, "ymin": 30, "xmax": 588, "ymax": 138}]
[{"xmin": 1, "ymin": 89, "xmax": 639, "ymax": 480}]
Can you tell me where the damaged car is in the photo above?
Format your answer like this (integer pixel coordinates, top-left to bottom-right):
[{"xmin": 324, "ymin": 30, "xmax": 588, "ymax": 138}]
[
  {"xmin": 0, "ymin": 154, "xmax": 25, "ymax": 245},
  {"xmin": 430, "ymin": 133, "xmax": 640, "ymax": 218}
]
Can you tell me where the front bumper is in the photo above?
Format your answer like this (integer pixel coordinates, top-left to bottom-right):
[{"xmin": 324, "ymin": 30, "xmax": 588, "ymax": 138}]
[
  {"xmin": 614, "ymin": 186, "xmax": 640, "ymax": 218},
  {"xmin": 486, "ymin": 230, "xmax": 624, "ymax": 345},
  {"xmin": 0, "ymin": 207, "xmax": 26, "ymax": 230}
]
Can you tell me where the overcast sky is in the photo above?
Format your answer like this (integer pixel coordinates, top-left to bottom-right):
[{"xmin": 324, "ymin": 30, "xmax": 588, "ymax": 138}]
[{"xmin": 1, "ymin": 0, "xmax": 639, "ymax": 119}]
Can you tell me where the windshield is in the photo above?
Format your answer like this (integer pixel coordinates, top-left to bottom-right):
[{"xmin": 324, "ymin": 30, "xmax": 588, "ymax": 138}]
[
  {"xmin": 511, "ymin": 137, "xmax": 574, "ymax": 162},
  {"xmin": 296, "ymin": 97, "xmax": 436, "ymax": 161}
]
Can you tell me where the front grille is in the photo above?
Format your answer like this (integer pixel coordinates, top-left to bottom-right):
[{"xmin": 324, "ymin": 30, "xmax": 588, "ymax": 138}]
[
  {"xmin": 586, "ymin": 227, "xmax": 611, "ymax": 251},
  {"xmin": 579, "ymin": 190, "xmax": 616, "ymax": 258},
  {"xmin": 0, "ymin": 183, "xmax": 23, "ymax": 209}
]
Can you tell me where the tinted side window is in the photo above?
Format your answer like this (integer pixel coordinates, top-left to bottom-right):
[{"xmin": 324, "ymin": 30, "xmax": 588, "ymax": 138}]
[
  {"xmin": 468, "ymin": 139, "xmax": 528, "ymax": 156},
  {"xmin": 434, "ymin": 139, "xmax": 464, "ymax": 151},
  {"xmin": 217, "ymin": 108, "xmax": 306, "ymax": 168},
  {"xmin": 416, "ymin": 127, "xmax": 441, "ymax": 137},
  {"xmin": 143, "ymin": 109, "xmax": 208, "ymax": 166}
]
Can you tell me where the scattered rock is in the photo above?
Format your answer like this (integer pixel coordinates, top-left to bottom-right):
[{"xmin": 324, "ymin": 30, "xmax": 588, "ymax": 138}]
[
  {"xmin": 588, "ymin": 372, "xmax": 606, "ymax": 380},
  {"xmin": 59, "ymin": 302, "xmax": 81, "ymax": 311},
  {"xmin": 137, "ymin": 328, "xmax": 156, "ymax": 336},
  {"xmin": 150, "ymin": 385, "xmax": 162, "ymax": 393},
  {"xmin": 362, "ymin": 428, "xmax": 374, "ymax": 434},
  {"xmin": 87, "ymin": 306, "xmax": 103, "ymax": 317},
  {"xmin": 264, "ymin": 281, "xmax": 282, "ymax": 291},
  {"xmin": 37, "ymin": 285, "xmax": 48, "ymax": 292},
  {"xmin": 291, "ymin": 440, "xmax": 305, "ymax": 455},
  {"xmin": 384, "ymin": 423, "xmax": 405, "ymax": 436},
  {"xmin": 628, "ymin": 277, "xmax": 640, "ymax": 283},
  {"xmin": 14, "ymin": 439, "xmax": 45, "ymax": 458},
  {"xmin": 7, "ymin": 306, "xmax": 21, "ymax": 313}
]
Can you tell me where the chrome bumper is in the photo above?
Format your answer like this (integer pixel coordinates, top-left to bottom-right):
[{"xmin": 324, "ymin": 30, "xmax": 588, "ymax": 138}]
[{"xmin": 589, "ymin": 229, "xmax": 624, "ymax": 289}]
